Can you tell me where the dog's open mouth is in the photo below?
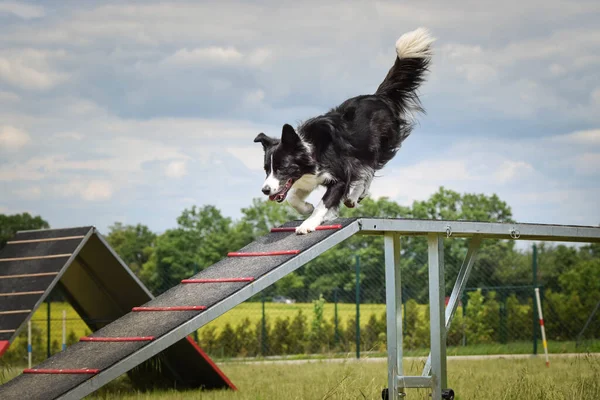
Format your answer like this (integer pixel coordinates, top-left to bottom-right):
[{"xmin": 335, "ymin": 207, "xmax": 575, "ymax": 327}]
[{"xmin": 269, "ymin": 179, "xmax": 294, "ymax": 203}]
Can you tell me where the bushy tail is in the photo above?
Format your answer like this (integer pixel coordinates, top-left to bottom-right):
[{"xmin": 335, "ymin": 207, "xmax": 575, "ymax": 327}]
[{"xmin": 375, "ymin": 27, "xmax": 434, "ymax": 111}]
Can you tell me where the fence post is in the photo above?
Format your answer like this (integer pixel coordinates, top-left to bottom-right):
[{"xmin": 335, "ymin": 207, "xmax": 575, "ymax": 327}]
[
  {"xmin": 27, "ymin": 320, "xmax": 32, "ymax": 368},
  {"xmin": 532, "ymin": 243, "xmax": 538, "ymax": 355},
  {"xmin": 193, "ymin": 262, "xmax": 199, "ymax": 343},
  {"xmin": 355, "ymin": 255, "xmax": 360, "ymax": 359},
  {"xmin": 500, "ymin": 291, "xmax": 507, "ymax": 344},
  {"xmin": 334, "ymin": 288, "xmax": 339, "ymax": 345},
  {"xmin": 461, "ymin": 292, "xmax": 468, "ymax": 346},
  {"xmin": 62, "ymin": 310, "xmax": 66, "ymax": 351},
  {"xmin": 47, "ymin": 299, "xmax": 51, "ymax": 358},
  {"xmin": 261, "ymin": 291, "xmax": 267, "ymax": 356}
]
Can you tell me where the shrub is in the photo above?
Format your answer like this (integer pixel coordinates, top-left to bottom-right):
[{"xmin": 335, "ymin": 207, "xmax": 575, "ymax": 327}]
[
  {"xmin": 465, "ymin": 290, "xmax": 494, "ymax": 344},
  {"xmin": 288, "ymin": 310, "xmax": 308, "ymax": 354}
]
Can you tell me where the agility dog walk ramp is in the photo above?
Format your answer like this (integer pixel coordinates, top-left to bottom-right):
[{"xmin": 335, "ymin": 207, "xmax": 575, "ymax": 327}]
[
  {"xmin": 0, "ymin": 219, "xmax": 360, "ymax": 399},
  {"xmin": 0, "ymin": 226, "xmax": 234, "ymax": 398}
]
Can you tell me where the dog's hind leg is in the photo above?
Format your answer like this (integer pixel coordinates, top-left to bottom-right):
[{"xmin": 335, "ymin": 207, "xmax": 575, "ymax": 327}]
[
  {"xmin": 343, "ymin": 181, "xmax": 365, "ymax": 208},
  {"xmin": 344, "ymin": 170, "xmax": 374, "ymax": 208},
  {"xmin": 358, "ymin": 172, "xmax": 374, "ymax": 203},
  {"xmin": 287, "ymin": 188, "xmax": 314, "ymax": 216}
]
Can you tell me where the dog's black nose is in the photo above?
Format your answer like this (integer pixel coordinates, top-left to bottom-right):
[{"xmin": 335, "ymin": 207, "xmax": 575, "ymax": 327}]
[{"xmin": 262, "ymin": 186, "xmax": 271, "ymax": 195}]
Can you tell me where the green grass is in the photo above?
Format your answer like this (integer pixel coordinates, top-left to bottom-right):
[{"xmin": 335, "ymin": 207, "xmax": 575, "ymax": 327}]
[{"xmin": 65, "ymin": 355, "xmax": 600, "ymax": 399}]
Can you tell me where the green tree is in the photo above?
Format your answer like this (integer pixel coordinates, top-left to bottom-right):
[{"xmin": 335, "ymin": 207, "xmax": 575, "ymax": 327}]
[
  {"xmin": 406, "ymin": 187, "xmax": 516, "ymax": 298},
  {"xmin": 105, "ymin": 223, "xmax": 156, "ymax": 274},
  {"xmin": 0, "ymin": 213, "xmax": 50, "ymax": 249},
  {"xmin": 141, "ymin": 205, "xmax": 253, "ymax": 293}
]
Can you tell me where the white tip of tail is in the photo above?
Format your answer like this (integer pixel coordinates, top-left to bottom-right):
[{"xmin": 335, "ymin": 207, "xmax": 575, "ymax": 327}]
[{"xmin": 395, "ymin": 27, "xmax": 435, "ymax": 59}]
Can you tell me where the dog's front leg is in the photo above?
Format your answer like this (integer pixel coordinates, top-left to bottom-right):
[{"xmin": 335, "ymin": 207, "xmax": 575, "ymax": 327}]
[
  {"xmin": 287, "ymin": 188, "xmax": 314, "ymax": 216},
  {"xmin": 296, "ymin": 182, "xmax": 345, "ymax": 235}
]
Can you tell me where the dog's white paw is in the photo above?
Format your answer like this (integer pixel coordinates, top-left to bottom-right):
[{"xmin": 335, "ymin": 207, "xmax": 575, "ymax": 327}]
[{"xmin": 295, "ymin": 218, "xmax": 320, "ymax": 235}]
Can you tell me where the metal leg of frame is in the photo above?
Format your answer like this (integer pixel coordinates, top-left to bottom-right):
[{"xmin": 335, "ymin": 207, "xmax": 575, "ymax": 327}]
[
  {"xmin": 428, "ymin": 233, "xmax": 447, "ymax": 400},
  {"xmin": 422, "ymin": 235, "xmax": 481, "ymax": 377},
  {"xmin": 384, "ymin": 233, "xmax": 403, "ymax": 399}
]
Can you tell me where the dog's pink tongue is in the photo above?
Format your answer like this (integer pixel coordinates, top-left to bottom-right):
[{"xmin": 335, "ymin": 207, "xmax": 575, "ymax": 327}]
[{"xmin": 268, "ymin": 194, "xmax": 276, "ymax": 201}]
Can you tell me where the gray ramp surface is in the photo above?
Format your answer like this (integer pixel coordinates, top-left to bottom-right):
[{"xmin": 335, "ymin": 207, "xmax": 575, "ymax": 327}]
[
  {"xmin": 0, "ymin": 218, "xmax": 359, "ymax": 400},
  {"xmin": 0, "ymin": 227, "xmax": 92, "ymax": 341}
]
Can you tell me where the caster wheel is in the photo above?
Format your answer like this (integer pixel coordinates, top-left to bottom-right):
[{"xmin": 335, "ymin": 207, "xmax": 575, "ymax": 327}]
[
  {"xmin": 382, "ymin": 388, "xmax": 389, "ymax": 400},
  {"xmin": 442, "ymin": 388, "xmax": 455, "ymax": 400}
]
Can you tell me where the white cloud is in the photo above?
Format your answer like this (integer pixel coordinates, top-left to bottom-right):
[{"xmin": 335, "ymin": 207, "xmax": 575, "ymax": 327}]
[
  {"xmin": 553, "ymin": 129, "xmax": 600, "ymax": 145},
  {"xmin": 592, "ymin": 88, "xmax": 600, "ymax": 106},
  {"xmin": 0, "ymin": 2, "xmax": 45, "ymax": 19},
  {"xmin": 82, "ymin": 180, "xmax": 113, "ymax": 201},
  {"xmin": 457, "ymin": 63, "xmax": 498, "ymax": 84},
  {"xmin": 549, "ymin": 63, "xmax": 567, "ymax": 77},
  {"xmin": 56, "ymin": 179, "xmax": 113, "ymax": 201},
  {"xmin": 53, "ymin": 132, "xmax": 84, "ymax": 141},
  {"xmin": 494, "ymin": 161, "xmax": 535, "ymax": 184},
  {"xmin": 226, "ymin": 146, "xmax": 264, "ymax": 170},
  {"xmin": 243, "ymin": 89, "xmax": 265, "ymax": 106},
  {"xmin": 574, "ymin": 153, "xmax": 600, "ymax": 175},
  {"xmin": 370, "ymin": 159, "xmax": 474, "ymax": 202},
  {"xmin": 165, "ymin": 160, "xmax": 187, "ymax": 178},
  {"xmin": 0, "ymin": 91, "xmax": 20, "ymax": 103},
  {"xmin": 0, "ymin": 126, "xmax": 30, "ymax": 151},
  {"xmin": 162, "ymin": 46, "xmax": 273, "ymax": 70},
  {"xmin": 14, "ymin": 186, "xmax": 42, "ymax": 200},
  {"xmin": 164, "ymin": 46, "xmax": 243, "ymax": 66},
  {"xmin": 247, "ymin": 48, "xmax": 273, "ymax": 67},
  {"xmin": 0, "ymin": 49, "xmax": 67, "ymax": 90}
]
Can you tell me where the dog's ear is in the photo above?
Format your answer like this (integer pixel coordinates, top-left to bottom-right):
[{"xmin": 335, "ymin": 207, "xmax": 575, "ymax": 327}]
[
  {"xmin": 281, "ymin": 124, "xmax": 300, "ymax": 148},
  {"xmin": 254, "ymin": 132, "xmax": 278, "ymax": 150}
]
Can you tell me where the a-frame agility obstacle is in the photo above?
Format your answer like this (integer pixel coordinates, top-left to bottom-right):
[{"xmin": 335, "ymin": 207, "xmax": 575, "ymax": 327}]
[
  {"xmin": 0, "ymin": 226, "xmax": 234, "ymax": 396},
  {"xmin": 0, "ymin": 219, "xmax": 598, "ymax": 400}
]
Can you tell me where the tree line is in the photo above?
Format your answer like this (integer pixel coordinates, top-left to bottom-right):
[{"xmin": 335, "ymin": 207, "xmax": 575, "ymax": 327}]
[{"xmin": 1, "ymin": 187, "xmax": 598, "ymax": 340}]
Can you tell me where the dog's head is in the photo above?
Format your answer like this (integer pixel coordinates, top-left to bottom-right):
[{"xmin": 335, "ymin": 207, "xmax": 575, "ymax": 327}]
[{"xmin": 254, "ymin": 124, "xmax": 314, "ymax": 203}]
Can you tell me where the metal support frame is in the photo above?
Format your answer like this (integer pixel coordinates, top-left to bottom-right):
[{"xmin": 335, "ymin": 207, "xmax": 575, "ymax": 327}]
[
  {"xmin": 422, "ymin": 235, "xmax": 481, "ymax": 376},
  {"xmin": 384, "ymin": 233, "xmax": 402, "ymax": 398},
  {"xmin": 375, "ymin": 218, "xmax": 599, "ymax": 400},
  {"xmin": 428, "ymin": 234, "xmax": 447, "ymax": 399},
  {"xmin": 384, "ymin": 233, "xmax": 483, "ymax": 399}
]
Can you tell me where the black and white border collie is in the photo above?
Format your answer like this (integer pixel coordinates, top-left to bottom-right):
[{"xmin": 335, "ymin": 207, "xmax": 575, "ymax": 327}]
[{"xmin": 254, "ymin": 28, "xmax": 434, "ymax": 234}]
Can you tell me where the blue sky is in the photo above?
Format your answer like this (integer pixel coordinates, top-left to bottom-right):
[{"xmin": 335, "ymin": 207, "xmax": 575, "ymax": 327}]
[{"xmin": 0, "ymin": 0, "xmax": 599, "ymax": 234}]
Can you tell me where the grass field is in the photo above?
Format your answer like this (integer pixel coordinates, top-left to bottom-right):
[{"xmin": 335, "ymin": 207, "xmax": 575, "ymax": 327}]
[{"xmin": 3, "ymin": 354, "xmax": 596, "ymax": 399}]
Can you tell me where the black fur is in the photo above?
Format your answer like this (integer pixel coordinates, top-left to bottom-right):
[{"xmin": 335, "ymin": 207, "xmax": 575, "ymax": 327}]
[{"xmin": 254, "ymin": 32, "xmax": 432, "ymax": 229}]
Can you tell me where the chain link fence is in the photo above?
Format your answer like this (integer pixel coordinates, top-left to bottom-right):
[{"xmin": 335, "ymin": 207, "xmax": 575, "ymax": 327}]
[
  {"xmin": 3, "ymin": 237, "xmax": 599, "ymax": 366},
  {"xmin": 190, "ymin": 236, "xmax": 600, "ymax": 360}
]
